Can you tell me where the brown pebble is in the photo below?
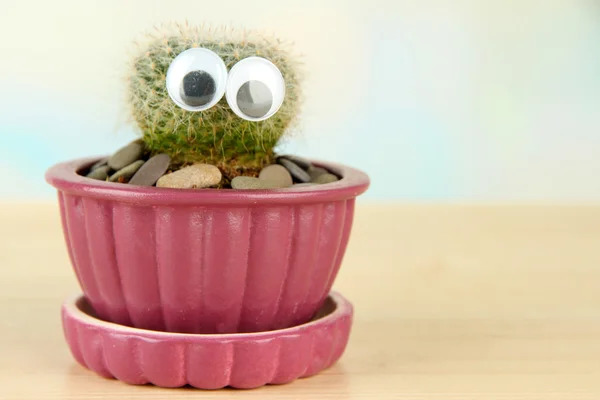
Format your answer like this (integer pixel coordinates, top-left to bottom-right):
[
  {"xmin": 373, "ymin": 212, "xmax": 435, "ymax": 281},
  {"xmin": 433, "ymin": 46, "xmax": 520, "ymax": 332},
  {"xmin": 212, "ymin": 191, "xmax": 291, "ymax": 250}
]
[
  {"xmin": 307, "ymin": 166, "xmax": 329, "ymax": 181},
  {"xmin": 231, "ymin": 176, "xmax": 281, "ymax": 189},
  {"xmin": 258, "ymin": 164, "xmax": 293, "ymax": 188},
  {"xmin": 156, "ymin": 164, "xmax": 222, "ymax": 189},
  {"xmin": 314, "ymin": 173, "xmax": 339, "ymax": 184}
]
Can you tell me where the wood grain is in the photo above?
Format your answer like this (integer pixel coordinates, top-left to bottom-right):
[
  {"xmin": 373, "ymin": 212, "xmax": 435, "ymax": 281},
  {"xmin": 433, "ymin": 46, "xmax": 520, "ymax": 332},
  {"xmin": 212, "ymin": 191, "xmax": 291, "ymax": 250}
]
[{"xmin": 1, "ymin": 203, "xmax": 599, "ymax": 399}]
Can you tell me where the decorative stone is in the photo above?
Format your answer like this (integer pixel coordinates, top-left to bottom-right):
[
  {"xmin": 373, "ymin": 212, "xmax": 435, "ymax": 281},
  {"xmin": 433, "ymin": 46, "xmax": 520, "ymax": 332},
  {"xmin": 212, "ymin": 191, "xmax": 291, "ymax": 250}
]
[
  {"xmin": 86, "ymin": 165, "xmax": 110, "ymax": 181},
  {"xmin": 277, "ymin": 155, "xmax": 312, "ymax": 170},
  {"xmin": 307, "ymin": 166, "xmax": 329, "ymax": 181},
  {"xmin": 277, "ymin": 158, "xmax": 311, "ymax": 183},
  {"xmin": 314, "ymin": 173, "xmax": 339, "ymax": 184},
  {"xmin": 129, "ymin": 154, "xmax": 171, "ymax": 186},
  {"xmin": 89, "ymin": 158, "xmax": 108, "ymax": 171},
  {"xmin": 109, "ymin": 160, "xmax": 145, "ymax": 183},
  {"xmin": 258, "ymin": 164, "xmax": 293, "ymax": 188},
  {"xmin": 156, "ymin": 164, "xmax": 222, "ymax": 189},
  {"xmin": 108, "ymin": 141, "xmax": 144, "ymax": 171},
  {"xmin": 231, "ymin": 176, "xmax": 280, "ymax": 190}
]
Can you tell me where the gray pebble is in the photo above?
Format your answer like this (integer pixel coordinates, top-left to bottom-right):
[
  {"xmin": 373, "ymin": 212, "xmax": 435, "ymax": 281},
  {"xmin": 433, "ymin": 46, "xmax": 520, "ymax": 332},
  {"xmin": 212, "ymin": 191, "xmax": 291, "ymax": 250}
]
[
  {"xmin": 156, "ymin": 164, "xmax": 222, "ymax": 189},
  {"xmin": 231, "ymin": 176, "xmax": 280, "ymax": 189},
  {"xmin": 86, "ymin": 165, "xmax": 110, "ymax": 181},
  {"xmin": 307, "ymin": 166, "xmax": 329, "ymax": 181},
  {"xmin": 108, "ymin": 141, "xmax": 144, "ymax": 171},
  {"xmin": 314, "ymin": 173, "xmax": 339, "ymax": 184},
  {"xmin": 277, "ymin": 158, "xmax": 311, "ymax": 183},
  {"xmin": 258, "ymin": 164, "xmax": 293, "ymax": 188},
  {"xmin": 129, "ymin": 154, "xmax": 171, "ymax": 186},
  {"xmin": 109, "ymin": 160, "xmax": 145, "ymax": 183},
  {"xmin": 90, "ymin": 158, "xmax": 108, "ymax": 171},
  {"xmin": 277, "ymin": 155, "xmax": 312, "ymax": 170}
]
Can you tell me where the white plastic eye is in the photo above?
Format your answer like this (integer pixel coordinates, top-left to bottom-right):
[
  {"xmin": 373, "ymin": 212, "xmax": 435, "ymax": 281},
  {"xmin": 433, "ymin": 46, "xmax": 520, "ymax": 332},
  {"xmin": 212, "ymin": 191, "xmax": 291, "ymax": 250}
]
[
  {"xmin": 166, "ymin": 48, "xmax": 228, "ymax": 111},
  {"xmin": 226, "ymin": 57, "xmax": 285, "ymax": 121}
]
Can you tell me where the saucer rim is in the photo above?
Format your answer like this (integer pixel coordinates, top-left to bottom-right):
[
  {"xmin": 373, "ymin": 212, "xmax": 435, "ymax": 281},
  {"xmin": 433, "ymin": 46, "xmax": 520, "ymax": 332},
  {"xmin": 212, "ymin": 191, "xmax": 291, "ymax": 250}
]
[{"xmin": 62, "ymin": 291, "xmax": 351, "ymax": 339}]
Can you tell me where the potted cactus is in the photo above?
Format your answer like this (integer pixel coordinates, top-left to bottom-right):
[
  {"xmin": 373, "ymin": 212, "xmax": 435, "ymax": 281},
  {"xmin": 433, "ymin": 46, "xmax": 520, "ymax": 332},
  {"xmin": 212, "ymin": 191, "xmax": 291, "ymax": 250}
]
[{"xmin": 46, "ymin": 23, "xmax": 369, "ymax": 389}]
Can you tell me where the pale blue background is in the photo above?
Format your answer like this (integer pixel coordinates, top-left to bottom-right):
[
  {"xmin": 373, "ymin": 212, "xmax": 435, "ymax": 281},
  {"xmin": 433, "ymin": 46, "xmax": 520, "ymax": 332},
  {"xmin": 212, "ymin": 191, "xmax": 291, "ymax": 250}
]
[{"xmin": 1, "ymin": 0, "xmax": 599, "ymax": 201}]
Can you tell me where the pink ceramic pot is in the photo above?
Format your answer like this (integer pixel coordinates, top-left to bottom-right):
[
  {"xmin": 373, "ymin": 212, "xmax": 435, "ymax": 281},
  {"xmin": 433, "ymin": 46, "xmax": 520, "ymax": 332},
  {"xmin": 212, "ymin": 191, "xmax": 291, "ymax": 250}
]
[{"xmin": 46, "ymin": 157, "xmax": 369, "ymax": 333}]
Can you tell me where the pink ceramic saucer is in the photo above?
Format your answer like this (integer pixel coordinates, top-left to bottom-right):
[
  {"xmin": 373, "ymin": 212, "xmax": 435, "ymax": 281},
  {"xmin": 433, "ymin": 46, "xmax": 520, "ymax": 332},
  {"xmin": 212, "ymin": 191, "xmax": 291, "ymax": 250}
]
[{"xmin": 62, "ymin": 292, "xmax": 353, "ymax": 389}]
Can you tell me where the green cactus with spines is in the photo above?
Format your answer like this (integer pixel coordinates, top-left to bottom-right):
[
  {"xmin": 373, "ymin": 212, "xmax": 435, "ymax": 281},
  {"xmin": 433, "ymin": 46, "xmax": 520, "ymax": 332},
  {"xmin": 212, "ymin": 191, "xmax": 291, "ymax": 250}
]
[{"xmin": 127, "ymin": 23, "xmax": 302, "ymax": 180}]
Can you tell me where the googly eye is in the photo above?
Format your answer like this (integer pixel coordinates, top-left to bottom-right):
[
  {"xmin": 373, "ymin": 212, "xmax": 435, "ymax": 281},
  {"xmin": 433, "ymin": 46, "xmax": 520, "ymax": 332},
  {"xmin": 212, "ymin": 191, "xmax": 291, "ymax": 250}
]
[
  {"xmin": 166, "ymin": 48, "xmax": 228, "ymax": 111},
  {"xmin": 225, "ymin": 57, "xmax": 285, "ymax": 121}
]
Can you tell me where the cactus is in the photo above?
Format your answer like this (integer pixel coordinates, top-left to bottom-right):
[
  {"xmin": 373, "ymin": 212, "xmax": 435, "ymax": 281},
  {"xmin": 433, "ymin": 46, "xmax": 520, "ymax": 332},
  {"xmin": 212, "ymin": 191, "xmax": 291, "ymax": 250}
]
[{"xmin": 127, "ymin": 23, "xmax": 302, "ymax": 180}]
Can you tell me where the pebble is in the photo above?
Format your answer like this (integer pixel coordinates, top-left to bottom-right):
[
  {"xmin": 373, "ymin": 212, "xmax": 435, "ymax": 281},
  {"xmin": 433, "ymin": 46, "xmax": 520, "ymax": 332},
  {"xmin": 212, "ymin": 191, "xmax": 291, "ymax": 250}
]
[
  {"xmin": 86, "ymin": 165, "xmax": 110, "ymax": 181},
  {"xmin": 129, "ymin": 154, "xmax": 171, "ymax": 186},
  {"xmin": 258, "ymin": 164, "xmax": 293, "ymax": 188},
  {"xmin": 109, "ymin": 160, "xmax": 145, "ymax": 182},
  {"xmin": 277, "ymin": 155, "xmax": 312, "ymax": 170},
  {"xmin": 90, "ymin": 158, "xmax": 108, "ymax": 171},
  {"xmin": 156, "ymin": 163, "xmax": 222, "ymax": 189},
  {"xmin": 231, "ymin": 176, "xmax": 280, "ymax": 189},
  {"xmin": 108, "ymin": 141, "xmax": 144, "ymax": 171},
  {"xmin": 277, "ymin": 158, "xmax": 311, "ymax": 183},
  {"xmin": 314, "ymin": 173, "xmax": 339, "ymax": 184},
  {"xmin": 307, "ymin": 166, "xmax": 329, "ymax": 181}
]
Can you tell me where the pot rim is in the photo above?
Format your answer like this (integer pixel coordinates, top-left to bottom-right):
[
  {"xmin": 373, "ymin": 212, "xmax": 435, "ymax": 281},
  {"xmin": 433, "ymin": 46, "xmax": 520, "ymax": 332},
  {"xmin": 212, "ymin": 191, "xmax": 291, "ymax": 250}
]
[{"xmin": 45, "ymin": 156, "xmax": 370, "ymax": 205}]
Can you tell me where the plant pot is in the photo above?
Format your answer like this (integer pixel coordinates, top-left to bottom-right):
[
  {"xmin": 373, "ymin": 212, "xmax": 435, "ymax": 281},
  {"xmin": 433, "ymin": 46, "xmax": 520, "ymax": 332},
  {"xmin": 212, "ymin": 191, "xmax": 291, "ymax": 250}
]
[{"xmin": 45, "ymin": 157, "xmax": 369, "ymax": 333}]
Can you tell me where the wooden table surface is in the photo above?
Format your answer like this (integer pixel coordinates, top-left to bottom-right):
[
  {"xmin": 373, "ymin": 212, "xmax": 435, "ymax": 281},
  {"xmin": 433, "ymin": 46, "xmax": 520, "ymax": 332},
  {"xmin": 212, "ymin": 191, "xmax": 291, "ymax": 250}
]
[{"xmin": 1, "ymin": 203, "xmax": 600, "ymax": 399}]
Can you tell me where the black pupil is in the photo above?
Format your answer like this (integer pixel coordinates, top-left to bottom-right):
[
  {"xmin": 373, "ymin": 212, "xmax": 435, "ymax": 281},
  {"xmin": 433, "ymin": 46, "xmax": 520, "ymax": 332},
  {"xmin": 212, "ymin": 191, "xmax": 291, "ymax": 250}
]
[
  {"xmin": 180, "ymin": 70, "xmax": 216, "ymax": 107},
  {"xmin": 236, "ymin": 80, "xmax": 273, "ymax": 118}
]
